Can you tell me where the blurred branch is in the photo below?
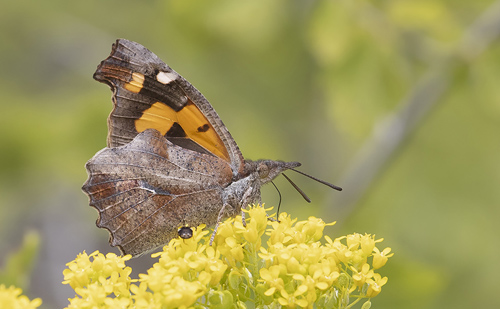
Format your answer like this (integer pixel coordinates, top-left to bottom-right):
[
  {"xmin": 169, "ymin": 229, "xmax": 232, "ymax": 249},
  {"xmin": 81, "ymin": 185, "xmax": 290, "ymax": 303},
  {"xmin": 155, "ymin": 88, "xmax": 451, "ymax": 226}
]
[{"xmin": 328, "ymin": 0, "xmax": 500, "ymax": 221}]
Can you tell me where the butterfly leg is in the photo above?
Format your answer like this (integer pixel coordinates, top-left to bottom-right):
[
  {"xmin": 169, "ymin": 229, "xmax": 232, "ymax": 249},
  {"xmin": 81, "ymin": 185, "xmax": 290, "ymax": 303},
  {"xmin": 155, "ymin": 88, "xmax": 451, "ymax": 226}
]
[
  {"xmin": 239, "ymin": 185, "xmax": 256, "ymax": 227},
  {"xmin": 210, "ymin": 203, "xmax": 230, "ymax": 245}
]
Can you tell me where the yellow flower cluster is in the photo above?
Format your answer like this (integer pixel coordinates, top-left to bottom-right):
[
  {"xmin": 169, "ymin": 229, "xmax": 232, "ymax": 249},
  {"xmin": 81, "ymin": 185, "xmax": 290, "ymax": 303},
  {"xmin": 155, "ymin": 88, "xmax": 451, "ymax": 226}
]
[
  {"xmin": 62, "ymin": 251, "xmax": 133, "ymax": 308},
  {"xmin": 325, "ymin": 233, "xmax": 393, "ymax": 304},
  {"xmin": 133, "ymin": 227, "xmax": 231, "ymax": 308},
  {"xmin": 62, "ymin": 205, "xmax": 393, "ymax": 308},
  {"xmin": 0, "ymin": 284, "xmax": 41, "ymax": 309}
]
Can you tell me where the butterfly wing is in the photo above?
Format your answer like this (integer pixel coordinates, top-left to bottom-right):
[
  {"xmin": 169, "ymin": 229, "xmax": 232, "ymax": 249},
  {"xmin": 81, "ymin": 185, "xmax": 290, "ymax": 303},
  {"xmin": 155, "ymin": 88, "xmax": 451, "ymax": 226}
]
[
  {"xmin": 82, "ymin": 129, "xmax": 234, "ymax": 257},
  {"xmin": 93, "ymin": 39, "xmax": 244, "ymax": 174}
]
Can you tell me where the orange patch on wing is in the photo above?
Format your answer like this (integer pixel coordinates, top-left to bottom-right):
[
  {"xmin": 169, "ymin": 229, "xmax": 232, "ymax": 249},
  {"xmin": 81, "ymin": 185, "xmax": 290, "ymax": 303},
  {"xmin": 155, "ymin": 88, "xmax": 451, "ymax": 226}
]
[
  {"xmin": 135, "ymin": 101, "xmax": 230, "ymax": 161},
  {"xmin": 135, "ymin": 103, "xmax": 174, "ymax": 135},
  {"xmin": 124, "ymin": 72, "xmax": 145, "ymax": 93}
]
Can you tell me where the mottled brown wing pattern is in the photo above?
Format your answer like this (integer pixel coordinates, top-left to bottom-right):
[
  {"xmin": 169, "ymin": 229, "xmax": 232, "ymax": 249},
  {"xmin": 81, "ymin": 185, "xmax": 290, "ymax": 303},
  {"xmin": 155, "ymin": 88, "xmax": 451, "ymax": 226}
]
[{"xmin": 82, "ymin": 129, "xmax": 233, "ymax": 257}]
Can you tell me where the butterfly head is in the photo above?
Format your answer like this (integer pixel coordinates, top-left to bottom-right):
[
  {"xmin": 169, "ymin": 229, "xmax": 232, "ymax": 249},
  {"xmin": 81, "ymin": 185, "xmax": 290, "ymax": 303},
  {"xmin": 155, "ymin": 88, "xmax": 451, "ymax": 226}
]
[{"xmin": 254, "ymin": 160, "xmax": 301, "ymax": 184}]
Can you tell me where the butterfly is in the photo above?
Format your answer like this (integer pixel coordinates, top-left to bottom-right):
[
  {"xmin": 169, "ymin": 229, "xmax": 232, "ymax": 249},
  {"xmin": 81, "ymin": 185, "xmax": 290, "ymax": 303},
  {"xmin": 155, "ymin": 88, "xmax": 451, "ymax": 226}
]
[{"xmin": 82, "ymin": 39, "xmax": 341, "ymax": 258}]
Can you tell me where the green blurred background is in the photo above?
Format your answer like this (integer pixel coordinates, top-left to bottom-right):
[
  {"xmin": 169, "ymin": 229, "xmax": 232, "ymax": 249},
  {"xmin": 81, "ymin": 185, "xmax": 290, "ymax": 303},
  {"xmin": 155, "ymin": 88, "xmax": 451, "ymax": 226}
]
[{"xmin": 1, "ymin": 0, "xmax": 500, "ymax": 308}]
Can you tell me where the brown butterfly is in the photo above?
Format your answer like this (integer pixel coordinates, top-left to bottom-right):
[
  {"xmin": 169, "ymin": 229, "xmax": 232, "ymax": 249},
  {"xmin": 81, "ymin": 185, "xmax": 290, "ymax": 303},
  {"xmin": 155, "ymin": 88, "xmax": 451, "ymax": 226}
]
[{"xmin": 82, "ymin": 39, "xmax": 341, "ymax": 257}]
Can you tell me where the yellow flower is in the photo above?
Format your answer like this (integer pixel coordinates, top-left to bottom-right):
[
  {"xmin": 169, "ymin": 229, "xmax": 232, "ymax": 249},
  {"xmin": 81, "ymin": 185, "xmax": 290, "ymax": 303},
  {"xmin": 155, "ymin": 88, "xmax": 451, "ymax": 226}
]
[
  {"xmin": 360, "ymin": 234, "xmax": 377, "ymax": 256},
  {"xmin": 260, "ymin": 264, "xmax": 286, "ymax": 292},
  {"xmin": 372, "ymin": 247, "xmax": 394, "ymax": 269},
  {"xmin": 298, "ymin": 216, "xmax": 336, "ymax": 242},
  {"xmin": 352, "ymin": 263, "xmax": 374, "ymax": 287},
  {"xmin": 366, "ymin": 273, "xmax": 388, "ymax": 297},
  {"xmin": 0, "ymin": 285, "xmax": 42, "ymax": 309}
]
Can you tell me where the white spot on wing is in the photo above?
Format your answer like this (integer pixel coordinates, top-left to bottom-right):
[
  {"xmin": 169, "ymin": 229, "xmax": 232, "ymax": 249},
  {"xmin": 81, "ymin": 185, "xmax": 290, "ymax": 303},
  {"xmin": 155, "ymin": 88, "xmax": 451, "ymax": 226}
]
[{"xmin": 156, "ymin": 71, "xmax": 177, "ymax": 84}]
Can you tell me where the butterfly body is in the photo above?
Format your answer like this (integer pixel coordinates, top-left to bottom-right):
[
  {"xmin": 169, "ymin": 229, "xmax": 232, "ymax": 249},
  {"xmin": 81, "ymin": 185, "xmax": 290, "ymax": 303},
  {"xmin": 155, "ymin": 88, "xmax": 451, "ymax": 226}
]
[{"xmin": 83, "ymin": 39, "xmax": 304, "ymax": 257}]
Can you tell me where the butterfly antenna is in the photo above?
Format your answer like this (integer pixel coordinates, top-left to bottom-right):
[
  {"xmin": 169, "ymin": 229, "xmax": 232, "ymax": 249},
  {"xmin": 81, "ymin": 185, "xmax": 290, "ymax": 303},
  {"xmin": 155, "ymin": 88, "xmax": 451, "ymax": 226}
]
[
  {"xmin": 290, "ymin": 168, "xmax": 343, "ymax": 191},
  {"xmin": 282, "ymin": 173, "xmax": 312, "ymax": 203},
  {"xmin": 270, "ymin": 180, "xmax": 282, "ymax": 219}
]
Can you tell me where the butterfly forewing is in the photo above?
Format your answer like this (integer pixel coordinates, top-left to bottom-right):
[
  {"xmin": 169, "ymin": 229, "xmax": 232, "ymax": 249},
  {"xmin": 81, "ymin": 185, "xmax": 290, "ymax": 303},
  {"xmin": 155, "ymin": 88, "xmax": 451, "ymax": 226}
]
[{"xmin": 93, "ymin": 39, "xmax": 244, "ymax": 172}]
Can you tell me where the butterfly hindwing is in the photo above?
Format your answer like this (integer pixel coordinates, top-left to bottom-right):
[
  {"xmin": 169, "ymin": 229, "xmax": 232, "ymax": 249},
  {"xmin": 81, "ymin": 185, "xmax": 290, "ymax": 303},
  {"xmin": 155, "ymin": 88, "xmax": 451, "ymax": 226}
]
[{"xmin": 82, "ymin": 129, "xmax": 235, "ymax": 257}]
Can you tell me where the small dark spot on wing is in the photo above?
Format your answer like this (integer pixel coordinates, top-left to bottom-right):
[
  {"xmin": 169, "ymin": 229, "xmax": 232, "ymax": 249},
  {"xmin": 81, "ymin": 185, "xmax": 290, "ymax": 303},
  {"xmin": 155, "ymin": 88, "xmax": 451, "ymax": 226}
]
[{"xmin": 197, "ymin": 124, "xmax": 210, "ymax": 132}]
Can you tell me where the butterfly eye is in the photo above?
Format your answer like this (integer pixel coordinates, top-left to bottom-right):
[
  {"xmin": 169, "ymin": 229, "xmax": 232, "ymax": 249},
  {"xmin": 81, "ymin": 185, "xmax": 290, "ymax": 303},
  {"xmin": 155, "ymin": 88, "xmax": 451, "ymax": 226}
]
[{"xmin": 257, "ymin": 162, "xmax": 270, "ymax": 179}]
